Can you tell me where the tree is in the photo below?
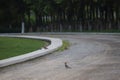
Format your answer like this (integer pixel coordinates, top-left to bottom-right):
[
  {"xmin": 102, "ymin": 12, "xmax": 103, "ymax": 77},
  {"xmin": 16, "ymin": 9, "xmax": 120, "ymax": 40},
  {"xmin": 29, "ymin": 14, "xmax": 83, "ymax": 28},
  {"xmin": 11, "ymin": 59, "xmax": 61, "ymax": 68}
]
[{"xmin": 0, "ymin": 0, "xmax": 120, "ymax": 33}]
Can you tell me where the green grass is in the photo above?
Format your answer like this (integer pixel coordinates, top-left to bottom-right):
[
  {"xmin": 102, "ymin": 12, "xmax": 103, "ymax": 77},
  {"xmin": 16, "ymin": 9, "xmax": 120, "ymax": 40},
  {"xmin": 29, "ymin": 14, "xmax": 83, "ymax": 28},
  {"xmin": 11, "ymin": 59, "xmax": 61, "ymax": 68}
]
[
  {"xmin": 0, "ymin": 37, "xmax": 48, "ymax": 60},
  {"xmin": 58, "ymin": 40, "xmax": 70, "ymax": 51}
]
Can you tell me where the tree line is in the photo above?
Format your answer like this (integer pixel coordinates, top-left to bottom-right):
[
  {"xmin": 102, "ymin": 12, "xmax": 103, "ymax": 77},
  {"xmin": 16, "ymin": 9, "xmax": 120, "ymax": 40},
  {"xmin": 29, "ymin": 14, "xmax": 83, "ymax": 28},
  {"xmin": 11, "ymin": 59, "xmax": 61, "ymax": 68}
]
[{"xmin": 0, "ymin": 0, "xmax": 120, "ymax": 33}]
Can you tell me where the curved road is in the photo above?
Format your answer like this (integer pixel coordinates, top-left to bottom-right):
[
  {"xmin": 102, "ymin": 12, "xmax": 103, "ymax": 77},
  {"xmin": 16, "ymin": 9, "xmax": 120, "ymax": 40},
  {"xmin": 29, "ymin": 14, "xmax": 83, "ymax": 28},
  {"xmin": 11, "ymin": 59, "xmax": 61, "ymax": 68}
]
[{"xmin": 0, "ymin": 34, "xmax": 120, "ymax": 80}]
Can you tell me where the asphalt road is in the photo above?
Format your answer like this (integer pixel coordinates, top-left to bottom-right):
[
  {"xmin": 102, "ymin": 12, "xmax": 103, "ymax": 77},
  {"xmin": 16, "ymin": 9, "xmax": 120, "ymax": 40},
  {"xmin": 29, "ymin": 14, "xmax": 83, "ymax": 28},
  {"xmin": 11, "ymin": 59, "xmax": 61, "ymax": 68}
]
[{"xmin": 0, "ymin": 34, "xmax": 120, "ymax": 80}]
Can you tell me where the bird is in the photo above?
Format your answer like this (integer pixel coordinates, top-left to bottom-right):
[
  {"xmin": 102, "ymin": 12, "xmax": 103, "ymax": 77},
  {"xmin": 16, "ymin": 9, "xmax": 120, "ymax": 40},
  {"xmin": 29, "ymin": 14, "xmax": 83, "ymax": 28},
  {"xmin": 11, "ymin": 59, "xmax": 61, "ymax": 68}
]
[
  {"xmin": 43, "ymin": 46, "xmax": 48, "ymax": 49},
  {"xmin": 64, "ymin": 62, "xmax": 71, "ymax": 69}
]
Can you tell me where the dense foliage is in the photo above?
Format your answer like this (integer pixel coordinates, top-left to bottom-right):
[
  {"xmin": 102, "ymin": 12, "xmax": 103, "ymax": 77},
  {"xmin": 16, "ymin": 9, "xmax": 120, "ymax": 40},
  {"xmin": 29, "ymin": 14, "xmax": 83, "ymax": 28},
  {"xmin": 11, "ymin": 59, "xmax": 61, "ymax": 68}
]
[{"xmin": 0, "ymin": 0, "xmax": 120, "ymax": 32}]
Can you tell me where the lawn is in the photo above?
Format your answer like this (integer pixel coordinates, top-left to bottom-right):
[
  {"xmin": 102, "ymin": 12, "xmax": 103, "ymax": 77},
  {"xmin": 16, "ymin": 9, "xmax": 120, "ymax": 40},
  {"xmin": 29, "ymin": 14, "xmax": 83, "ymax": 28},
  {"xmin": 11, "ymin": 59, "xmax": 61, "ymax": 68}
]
[{"xmin": 0, "ymin": 37, "xmax": 48, "ymax": 60}]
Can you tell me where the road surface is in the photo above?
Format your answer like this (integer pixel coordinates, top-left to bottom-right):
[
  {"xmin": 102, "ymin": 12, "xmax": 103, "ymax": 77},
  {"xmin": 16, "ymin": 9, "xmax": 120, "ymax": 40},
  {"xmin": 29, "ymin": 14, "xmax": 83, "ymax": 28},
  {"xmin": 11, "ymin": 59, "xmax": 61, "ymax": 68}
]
[{"xmin": 0, "ymin": 34, "xmax": 120, "ymax": 80}]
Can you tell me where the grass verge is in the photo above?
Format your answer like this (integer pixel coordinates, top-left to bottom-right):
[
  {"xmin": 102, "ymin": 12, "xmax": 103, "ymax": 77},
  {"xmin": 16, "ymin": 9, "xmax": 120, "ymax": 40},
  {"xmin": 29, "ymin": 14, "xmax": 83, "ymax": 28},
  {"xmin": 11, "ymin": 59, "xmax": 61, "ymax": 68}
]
[
  {"xmin": 58, "ymin": 40, "xmax": 70, "ymax": 51},
  {"xmin": 0, "ymin": 37, "xmax": 48, "ymax": 60}
]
